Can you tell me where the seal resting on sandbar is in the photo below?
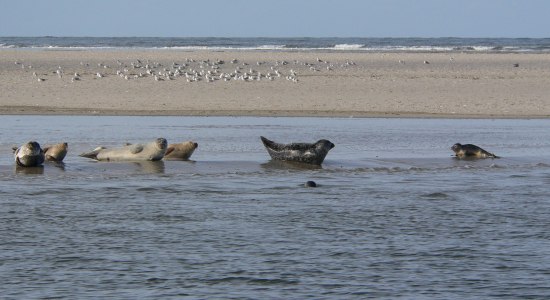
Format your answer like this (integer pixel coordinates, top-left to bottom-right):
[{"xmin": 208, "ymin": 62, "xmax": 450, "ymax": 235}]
[
  {"xmin": 80, "ymin": 138, "xmax": 168, "ymax": 161},
  {"xmin": 163, "ymin": 141, "xmax": 198, "ymax": 160},
  {"xmin": 451, "ymin": 143, "xmax": 500, "ymax": 159},
  {"xmin": 260, "ymin": 136, "xmax": 335, "ymax": 165},
  {"xmin": 13, "ymin": 141, "xmax": 45, "ymax": 167},
  {"xmin": 43, "ymin": 142, "xmax": 68, "ymax": 162}
]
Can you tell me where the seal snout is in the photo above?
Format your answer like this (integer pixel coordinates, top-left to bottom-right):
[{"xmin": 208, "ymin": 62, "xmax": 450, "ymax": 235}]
[{"xmin": 193, "ymin": 142, "xmax": 198, "ymax": 149}]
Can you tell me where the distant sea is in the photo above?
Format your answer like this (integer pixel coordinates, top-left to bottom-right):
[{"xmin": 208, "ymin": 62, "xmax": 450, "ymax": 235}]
[{"xmin": 1, "ymin": 36, "xmax": 550, "ymax": 52}]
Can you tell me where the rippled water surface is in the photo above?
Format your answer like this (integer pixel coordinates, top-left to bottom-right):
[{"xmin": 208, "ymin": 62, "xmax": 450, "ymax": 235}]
[{"xmin": 1, "ymin": 116, "xmax": 550, "ymax": 299}]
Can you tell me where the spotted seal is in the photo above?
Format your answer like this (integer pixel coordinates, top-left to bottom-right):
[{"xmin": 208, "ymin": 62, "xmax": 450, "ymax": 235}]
[
  {"xmin": 43, "ymin": 142, "xmax": 68, "ymax": 162},
  {"xmin": 80, "ymin": 138, "xmax": 168, "ymax": 161},
  {"xmin": 451, "ymin": 143, "xmax": 500, "ymax": 159},
  {"xmin": 13, "ymin": 141, "xmax": 45, "ymax": 167},
  {"xmin": 260, "ymin": 136, "xmax": 335, "ymax": 165},
  {"xmin": 164, "ymin": 141, "xmax": 198, "ymax": 160}
]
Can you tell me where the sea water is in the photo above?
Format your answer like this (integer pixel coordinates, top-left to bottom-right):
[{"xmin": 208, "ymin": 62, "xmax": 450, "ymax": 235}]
[
  {"xmin": 1, "ymin": 116, "xmax": 550, "ymax": 299},
  {"xmin": 2, "ymin": 36, "xmax": 550, "ymax": 53}
]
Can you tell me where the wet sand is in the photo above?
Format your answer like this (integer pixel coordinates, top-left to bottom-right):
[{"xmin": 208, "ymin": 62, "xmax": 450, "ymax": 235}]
[{"xmin": 1, "ymin": 50, "xmax": 549, "ymax": 118}]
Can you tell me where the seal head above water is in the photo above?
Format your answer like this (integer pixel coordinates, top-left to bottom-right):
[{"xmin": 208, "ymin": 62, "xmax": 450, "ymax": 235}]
[
  {"xmin": 80, "ymin": 138, "xmax": 168, "ymax": 161},
  {"xmin": 451, "ymin": 143, "xmax": 500, "ymax": 159},
  {"xmin": 14, "ymin": 141, "xmax": 45, "ymax": 167},
  {"xmin": 260, "ymin": 136, "xmax": 335, "ymax": 165}
]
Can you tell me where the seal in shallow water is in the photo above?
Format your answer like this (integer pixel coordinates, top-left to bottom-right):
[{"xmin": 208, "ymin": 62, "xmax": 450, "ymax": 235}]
[
  {"xmin": 451, "ymin": 143, "xmax": 500, "ymax": 159},
  {"xmin": 260, "ymin": 136, "xmax": 335, "ymax": 165},
  {"xmin": 43, "ymin": 142, "xmax": 68, "ymax": 162},
  {"xmin": 163, "ymin": 141, "xmax": 198, "ymax": 160},
  {"xmin": 80, "ymin": 138, "xmax": 168, "ymax": 161},
  {"xmin": 13, "ymin": 141, "xmax": 45, "ymax": 167}
]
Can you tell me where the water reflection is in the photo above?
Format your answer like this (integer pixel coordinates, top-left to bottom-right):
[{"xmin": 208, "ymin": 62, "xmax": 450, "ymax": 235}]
[
  {"xmin": 132, "ymin": 161, "xmax": 165, "ymax": 174},
  {"xmin": 15, "ymin": 165, "xmax": 44, "ymax": 175},
  {"xmin": 261, "ymin": 160, "xmax": 324, "ymax": 170}
]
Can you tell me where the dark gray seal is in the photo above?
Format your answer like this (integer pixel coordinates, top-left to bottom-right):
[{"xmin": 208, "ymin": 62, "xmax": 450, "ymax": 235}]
[
  {"xmin": 13, "ymin": 141, "xmax": 45, "ymax": 167},
  {"xmin": 260, "ymin": 136, "xmax": 335, "ymax": 165},
  {"xmin": 451, "ymin": 143, "xmax": 500, "ymax": 159}
]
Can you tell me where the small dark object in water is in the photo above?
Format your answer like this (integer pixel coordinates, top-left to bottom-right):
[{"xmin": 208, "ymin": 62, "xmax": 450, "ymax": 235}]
[
  {"xmin": 305, "ymin": 181, "xmax": 317, "ymax": 188},
  {"xmin": 513, "ymin": 63, "xmax": 519, "ymax": 67}
]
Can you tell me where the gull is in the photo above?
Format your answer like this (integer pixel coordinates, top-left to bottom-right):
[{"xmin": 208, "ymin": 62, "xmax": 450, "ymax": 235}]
[
  {"xmin": 37, "ymin": 78, "xmax": 45, "ymax": 82},
  {"xmin": 71, "ymin": 76, "xmax": 80, "ymax": 82},
  {"xmin": 423, "ymin": 60, "xmax": 430, "ymax": 64},
  {"xmin": 96, "ymin": 72, "xmax": 103, "ymax": 78}
]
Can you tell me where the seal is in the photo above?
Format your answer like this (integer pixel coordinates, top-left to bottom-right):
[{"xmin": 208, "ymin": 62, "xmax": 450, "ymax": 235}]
[
  {"xmin": 451, "ymin": 143, "xmax": 500, "ymax": 159},
  {"xmin": 13, "ymin": 141, "xmax": 45, "ymax": 167},
  {"xmin": 163, "ymin": 141, "xmax": 198, "ymax": 160},
  {"xmin": 43, "ymin": 142, "xmax": 68, "ymax": 162},
  {"xmin": 80, "ymin": 138, "xmax": 168, "ymax": 161},
  {"xmin": 260, "ymin": 136, "xmax": 335, "ymax": 165},
  {"xmin": 304, "ymin": 181, "xmax": 317, "ymax": 188}
]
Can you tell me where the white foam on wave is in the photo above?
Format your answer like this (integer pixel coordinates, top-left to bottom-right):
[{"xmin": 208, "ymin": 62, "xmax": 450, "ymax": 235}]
[{"xmin": 333, "ymin": 44, "xmax": 365, "ymax": 50}]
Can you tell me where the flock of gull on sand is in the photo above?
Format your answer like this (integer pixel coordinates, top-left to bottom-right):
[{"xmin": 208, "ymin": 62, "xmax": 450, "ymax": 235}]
[{"xmin": 14, "ymin": 57, "xmax": 359, "ymax": 84}]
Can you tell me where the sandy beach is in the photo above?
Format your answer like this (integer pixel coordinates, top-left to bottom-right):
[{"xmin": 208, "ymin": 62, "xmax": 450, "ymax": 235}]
[{"xmin": 1, "ymin": 50, "xmax": 549, "ymax": 118}]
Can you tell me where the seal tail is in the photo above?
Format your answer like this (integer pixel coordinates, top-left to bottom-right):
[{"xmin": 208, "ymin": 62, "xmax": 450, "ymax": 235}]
[
  {"xmin": 483, "ymin": 149, "xmax": 500, "ymax": 159},
  {"xmin": 260, "ymin": 136, "xmax": 276, "ymax": 149},
  {"xmin": 79, "ymin": 146, "xmax": 105, "ymax": 160}
]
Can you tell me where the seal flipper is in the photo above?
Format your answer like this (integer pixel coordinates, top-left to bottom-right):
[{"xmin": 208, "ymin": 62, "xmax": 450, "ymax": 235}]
[
  {"xmin": 79, "ymin": 146, "xmax": 106, "ymax": 160},
  {"xmin": 165, "ymin": 145, "xmax": 175, "ymax": 156},
  {"xmin": 15, "ymin": 156, "xmax": 25, "ymax": 167},
  {"xmin": 128, "ymin": 144, "xmax": 144, "ymax": 154}
]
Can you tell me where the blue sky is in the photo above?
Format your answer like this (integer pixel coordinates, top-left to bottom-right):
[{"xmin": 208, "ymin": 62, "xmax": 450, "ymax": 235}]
[{"xmin": 1, "ymin": 0, "xmax": 548, "ymax": 37}]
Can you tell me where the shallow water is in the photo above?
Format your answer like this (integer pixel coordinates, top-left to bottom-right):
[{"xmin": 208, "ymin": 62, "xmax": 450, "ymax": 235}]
[{"xmin": 1, "ymin": 116, "xmax": 550, "ymax": 299}]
